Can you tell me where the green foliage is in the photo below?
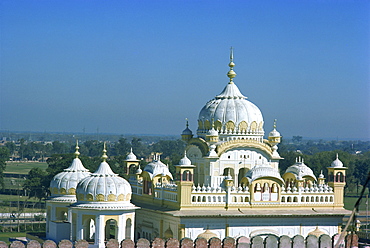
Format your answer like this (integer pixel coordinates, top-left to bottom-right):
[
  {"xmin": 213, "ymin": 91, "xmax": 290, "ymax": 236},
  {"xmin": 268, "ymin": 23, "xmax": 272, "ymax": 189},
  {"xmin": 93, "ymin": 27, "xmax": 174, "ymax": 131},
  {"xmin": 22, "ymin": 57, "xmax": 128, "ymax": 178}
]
[
  {"xmin": 23, "ymin": 167, "xmax": 49, "ymax": 201},
  {"xmin": 0, "ymin": 147, "xmax": 10, "ymax": 189}
]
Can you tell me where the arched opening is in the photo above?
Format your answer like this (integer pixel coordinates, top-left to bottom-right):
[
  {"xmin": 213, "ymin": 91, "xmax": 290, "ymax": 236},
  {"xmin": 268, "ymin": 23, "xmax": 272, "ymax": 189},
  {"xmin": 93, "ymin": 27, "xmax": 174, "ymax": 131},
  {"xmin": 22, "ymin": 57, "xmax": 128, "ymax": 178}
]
[
  {"xmin": 143, "ymin": 178, "xmax": 152, "ymax": 195},
  {"xmin": 182, "ymin": 170, "xmax": 192, "ymax": 181},
  {"xmin": 105, "ymin": 219, "xmax": 117, "ymax": 240},
  {"xmin": 254, "ymin": 183, "xmax": 262, "ymax": 201},
  {"xmin": 223, "ymin": 167, "xmax": 235, "ymax": 178},
  {"xmin": 129, "ymin": 164, "xmax": 137, "ymax": 174},
  {"xmin": 83, "ymin": 218, "xmax": 95, "ymax": 242},
  {"xmin": 238, "ymin": 168, "xmax": 249, "ymax": 187},
  {"xmin": 125, "ymin": 218, "xmax": 132, "ymax": 239}
]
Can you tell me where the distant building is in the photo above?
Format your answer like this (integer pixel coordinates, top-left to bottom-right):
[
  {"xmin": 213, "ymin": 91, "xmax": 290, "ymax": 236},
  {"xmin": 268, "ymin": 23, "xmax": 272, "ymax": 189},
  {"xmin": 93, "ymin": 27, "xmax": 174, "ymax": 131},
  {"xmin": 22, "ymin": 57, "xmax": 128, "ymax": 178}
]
[{"xmin": 46, "ymin": 51, "xmax": 349, "ymax": 245}]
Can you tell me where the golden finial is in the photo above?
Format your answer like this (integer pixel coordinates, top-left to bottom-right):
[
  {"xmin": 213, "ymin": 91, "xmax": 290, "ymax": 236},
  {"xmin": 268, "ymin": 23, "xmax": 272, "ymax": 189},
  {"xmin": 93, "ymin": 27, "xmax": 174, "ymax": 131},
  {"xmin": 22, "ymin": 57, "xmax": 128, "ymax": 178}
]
[
  {"xmin": 102, "ymin": 142, "xmax": 108, "ymax": 162},
  {"xmin": 227, "ymin": 47, "xmax": 236, "ymax": 83},
  {"xmin": 74, "ymin": 140, "xmax": 80, "ymax": 158},
  {"xmin": 273, "ymin": 119, "xmax": 277, "ymax": 129}
]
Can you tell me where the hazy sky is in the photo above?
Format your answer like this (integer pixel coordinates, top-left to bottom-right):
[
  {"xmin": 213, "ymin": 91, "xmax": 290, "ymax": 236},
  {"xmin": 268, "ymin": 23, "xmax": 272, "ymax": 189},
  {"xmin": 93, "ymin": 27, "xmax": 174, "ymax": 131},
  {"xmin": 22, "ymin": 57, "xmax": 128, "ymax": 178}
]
[{"xmin": 1, "ymin": 0, "xmax": 369, "ymax": 140}]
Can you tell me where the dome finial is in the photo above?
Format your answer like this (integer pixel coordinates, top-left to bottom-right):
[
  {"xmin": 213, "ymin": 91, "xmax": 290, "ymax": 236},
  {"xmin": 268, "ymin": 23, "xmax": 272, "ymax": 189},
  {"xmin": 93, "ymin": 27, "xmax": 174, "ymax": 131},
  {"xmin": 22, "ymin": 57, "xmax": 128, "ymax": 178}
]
[
  {"xmin": 273, "ymin": 119, "xmax": 277, "ymax": 129},
  {"xmin": 227, "ymin": 47, "xmax": 236, "ymax": 83},
  {"xmin": 102, "ymin": 142, "xmax": 108, "ymax": 162},
  {"xmin": 186, "ymin": 118, "xmax": 189, "ymax": 128},
  {"xmin": 74, "ymin": 140, "xmax": 80, "ymax": 158}
]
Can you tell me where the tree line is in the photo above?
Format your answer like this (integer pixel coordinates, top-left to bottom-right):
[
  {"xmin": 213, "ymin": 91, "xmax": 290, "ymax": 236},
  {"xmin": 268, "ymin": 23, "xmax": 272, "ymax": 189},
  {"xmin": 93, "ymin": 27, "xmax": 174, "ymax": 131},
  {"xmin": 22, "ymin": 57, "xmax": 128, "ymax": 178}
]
[{"xmin": 0, "ymin": 137, "xmax": 369, "ymax": 201}]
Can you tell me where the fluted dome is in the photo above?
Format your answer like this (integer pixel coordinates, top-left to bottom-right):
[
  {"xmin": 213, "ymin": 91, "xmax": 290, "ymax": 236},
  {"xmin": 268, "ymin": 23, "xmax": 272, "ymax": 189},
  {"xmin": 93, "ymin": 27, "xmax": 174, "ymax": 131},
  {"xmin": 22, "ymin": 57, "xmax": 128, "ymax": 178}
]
[
  {"xmin": 245, "ymin": 164, "xmax": 284, "ymax": 184},
  {"xmin": 143, "ymin": 159, "xmax": 173, "ymax": 179},
  {"xmin": 49, "ymin": 147, "xmax": 90, "ymax": 197},
  {"xmin": 284, "ymin": 157, "xmax": 317, "ymax": 181},
  {"xmin": 330, "ymin": 154, "xmax": 344, "ymax": 168},
  {"xmin": 197, "ymin": 53, "xmax": 264, "ymax": 138},
  {"xmin": 76, "ymin": 148, "xmax": 132, "ymax": 203}
]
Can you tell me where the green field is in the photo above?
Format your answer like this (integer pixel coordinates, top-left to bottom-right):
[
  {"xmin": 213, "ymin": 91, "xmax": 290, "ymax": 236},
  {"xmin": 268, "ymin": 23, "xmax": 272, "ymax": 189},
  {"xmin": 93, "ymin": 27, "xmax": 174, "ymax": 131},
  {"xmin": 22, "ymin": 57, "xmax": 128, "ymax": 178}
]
[
  {"xmin": 5, "ymin": 162, "xmax": 48, "ymax": 174},
  {"xmin": 344, "ymin": 196, "xmax": 370, "ymax": 211},
  {"xmin": 0, "ymin": 232, "xmax": 27, "ymax": 243}
]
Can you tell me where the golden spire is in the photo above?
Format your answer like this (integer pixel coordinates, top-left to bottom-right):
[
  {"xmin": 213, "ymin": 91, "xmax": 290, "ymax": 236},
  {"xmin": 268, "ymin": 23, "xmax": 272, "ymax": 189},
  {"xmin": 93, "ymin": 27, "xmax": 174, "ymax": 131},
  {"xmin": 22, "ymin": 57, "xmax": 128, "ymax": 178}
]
[
  {"xmin": 227, "ymin": 47, "xmax": 237, "ymax": 83},
  {"xmin": 74, "ymin": 140, "xmax": 80, "ymax": 158},
  {"xmin": 102, "ymin": 142, "xmax": 108, "ymax": 162}
]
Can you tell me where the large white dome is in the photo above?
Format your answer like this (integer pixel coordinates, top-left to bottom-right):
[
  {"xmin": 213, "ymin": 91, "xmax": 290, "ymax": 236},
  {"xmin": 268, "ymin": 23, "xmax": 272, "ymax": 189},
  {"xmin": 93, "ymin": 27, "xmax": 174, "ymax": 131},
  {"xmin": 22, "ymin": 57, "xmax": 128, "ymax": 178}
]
[{"xmin": 197, "ymin": 53, "xmax": 264, "ymax": 138}]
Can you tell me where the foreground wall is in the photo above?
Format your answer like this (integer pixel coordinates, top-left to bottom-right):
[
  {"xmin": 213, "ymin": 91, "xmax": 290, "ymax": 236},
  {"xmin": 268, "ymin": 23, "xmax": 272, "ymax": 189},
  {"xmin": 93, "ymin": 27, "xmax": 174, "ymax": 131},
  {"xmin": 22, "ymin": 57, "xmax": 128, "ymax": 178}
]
[{"xmin": 0, "ymin": 234, "xmax": 362, "ymax": 248}]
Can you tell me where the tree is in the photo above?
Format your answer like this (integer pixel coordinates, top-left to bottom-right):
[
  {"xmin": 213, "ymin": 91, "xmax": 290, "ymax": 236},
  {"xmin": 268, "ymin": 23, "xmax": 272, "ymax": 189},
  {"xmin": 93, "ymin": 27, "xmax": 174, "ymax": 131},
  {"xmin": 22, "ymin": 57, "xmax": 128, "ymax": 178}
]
[
  {"xmin": 23, "ymin": 168, "xmax": 49, "ymax": 201},
  {"xmin": 0, "ymin": 147, "xmax": 10, "ymax": 189}
]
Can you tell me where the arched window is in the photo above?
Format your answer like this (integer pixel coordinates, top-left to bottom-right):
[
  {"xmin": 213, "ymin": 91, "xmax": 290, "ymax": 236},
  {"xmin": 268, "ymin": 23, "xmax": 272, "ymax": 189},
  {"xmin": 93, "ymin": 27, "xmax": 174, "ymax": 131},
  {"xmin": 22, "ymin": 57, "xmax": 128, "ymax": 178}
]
[
  {"xmin": 83, "ymin": 218, "xmax": 95, "ymax": 242},
  {"xmin": 182, "ymin": 170, "xmax": 192, "ymax": 181},
  {"xmin": 105, "ymin": 219, "xmax": 117, "ymax": 240},
  {"xmin": 143, "ymin": 178, "xmax": 152, "ymax": 195},
  {"xmin": 125, "ymin": 219, "xmax": 132, "ymax": 239}
]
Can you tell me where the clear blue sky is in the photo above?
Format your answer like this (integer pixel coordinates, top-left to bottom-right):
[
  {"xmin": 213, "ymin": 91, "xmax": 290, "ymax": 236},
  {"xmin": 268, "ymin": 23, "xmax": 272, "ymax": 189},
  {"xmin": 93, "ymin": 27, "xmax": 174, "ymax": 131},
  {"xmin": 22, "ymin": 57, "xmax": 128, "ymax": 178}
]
[{"xmin": 1, "ymin": 0, "xmax": 369, "ymax": 140}]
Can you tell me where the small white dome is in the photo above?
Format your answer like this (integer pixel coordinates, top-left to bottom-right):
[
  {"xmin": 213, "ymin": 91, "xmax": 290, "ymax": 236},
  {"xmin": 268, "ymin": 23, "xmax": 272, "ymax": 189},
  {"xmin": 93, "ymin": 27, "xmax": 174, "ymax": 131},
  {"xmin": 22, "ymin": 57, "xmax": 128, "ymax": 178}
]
[
  {"xmin": 143, "ymin": 160, "xmax": 173, "ymax": 179},
  {"xmin": 269, "ymin": 128, "xmax": 280, "ymax": 137},
  {"xmin": 125, "ymin": 148, "xmax": 139, "ymax": 161},
  {"xmin": 284, "ymin": 157, "xmax": 317, "ymax": 181},
  {"xmin": 49, "ymin": 151, "xmax": 90, "ymax": 196},
  {"xmin": 182, "ymin": 126, "xmax": 193, "ymax": 136},
  {"xmin": 245, "ymin": 164, "xmax": 284, "ymax": 184},
  {"xmin": 76, "ymin": 161, "xmax": 132, "ymax": 202},
  {"xmin": 207, "ymin": 127, "xmax": 219, "ymax": 136},
  {"xmin": 136, "ymin": 167, "xmax": 142, "ymax": 174},
  {"xmin": 331, "ymin": 154, "xmax": 344, "ymax": 168},
  {"xmin": 178, "ymin": 151, "xmax": 192, "ymax": 166}
]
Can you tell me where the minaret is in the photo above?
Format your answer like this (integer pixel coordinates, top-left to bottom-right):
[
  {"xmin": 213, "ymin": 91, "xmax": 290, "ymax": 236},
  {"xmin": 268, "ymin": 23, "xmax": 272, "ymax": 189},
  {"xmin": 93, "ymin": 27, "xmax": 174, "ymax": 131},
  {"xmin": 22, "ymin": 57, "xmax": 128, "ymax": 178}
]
[
  {"xmin": 327, "ymin": 154, "xmax": 347, "ymax": 207},
  {"xmin": 175, "ymin": 151, "xmax": 195, "ymax": 208},
  {"xmin": 123, "ymin": 147, "xmax": 140, "ymax": 177}
]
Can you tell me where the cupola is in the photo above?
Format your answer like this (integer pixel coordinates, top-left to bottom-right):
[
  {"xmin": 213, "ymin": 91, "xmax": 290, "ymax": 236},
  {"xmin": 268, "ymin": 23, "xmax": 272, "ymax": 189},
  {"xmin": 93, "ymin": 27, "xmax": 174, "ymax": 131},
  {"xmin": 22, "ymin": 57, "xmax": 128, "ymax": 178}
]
[
  {"xmin": 49, "ymin": 142, "xmax": 91, "ymax": 198},
  {"xmin": 76, "ymin": 144, "xmax": 132, "ymax": 203}
]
